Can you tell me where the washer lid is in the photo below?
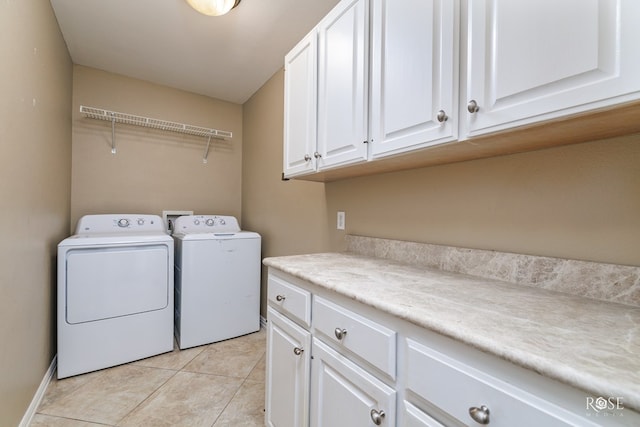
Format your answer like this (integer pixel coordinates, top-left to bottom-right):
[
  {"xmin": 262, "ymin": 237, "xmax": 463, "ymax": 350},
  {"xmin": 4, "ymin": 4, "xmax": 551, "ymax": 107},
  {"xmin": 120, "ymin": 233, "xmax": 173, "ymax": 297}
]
[
  {"xmin": 175, "ymin": 231, "xmax": 261, "ymax": 241},
  {"xmin": 172, "ymin": 215, "xmax": 241, "ymax": 235}
]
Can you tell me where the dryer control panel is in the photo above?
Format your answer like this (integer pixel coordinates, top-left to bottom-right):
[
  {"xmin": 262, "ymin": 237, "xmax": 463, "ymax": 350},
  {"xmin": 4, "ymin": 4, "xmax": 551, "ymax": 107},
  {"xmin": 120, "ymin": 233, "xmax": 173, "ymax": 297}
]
[
  {"xmin": 75, "ymin": 214, "xmax": 166, "ymax": 234},
  {"xmin": 173, "ymin": 215, "xmax": 241, "ymax": 234}
]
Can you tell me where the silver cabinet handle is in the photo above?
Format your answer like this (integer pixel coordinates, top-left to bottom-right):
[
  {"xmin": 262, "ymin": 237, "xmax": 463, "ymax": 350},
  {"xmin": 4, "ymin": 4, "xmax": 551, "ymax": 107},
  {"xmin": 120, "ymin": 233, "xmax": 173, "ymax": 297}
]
[
  {"xmin": 314, "ymin": 151, "xmax": 322, "ymax": 158},
  {"xmin": 304, "ymin": 154, "xmax": 311, "ymax": 162},
  {"xmin": 469, "ymin": 405, "xmax": 490, "ymax": 424},
  {"xmin": 275, "ymin": 295, "xmax": 285, "ymax": 302},
  {"xmin": 467, "ymin": 100, "xmax": 480, "ymax": 113},
  {"xmin": 437, "ymin": 110, "xmax": 448, "ymax": 122},
  {"xmin": 293, "ymin": 347, "xmax": 304, "ymax": 356},
  {"xmin": 334, "ymin": 328, "xmax": 347, "ymax": 340},
  {"xmin": 370, "ymin": 409, "xmax": 385, "ymax": 425}
]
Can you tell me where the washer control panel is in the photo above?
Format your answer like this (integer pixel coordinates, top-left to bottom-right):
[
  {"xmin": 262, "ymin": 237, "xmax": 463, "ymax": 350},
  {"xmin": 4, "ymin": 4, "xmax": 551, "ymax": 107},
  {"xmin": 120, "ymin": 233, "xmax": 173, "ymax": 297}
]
[
  {"xmin": 75, "ymin": 214, "xmax": 165, "ymax": 234},
  {"xmin": 173, "ymin": 215, "xmax": 240, "ymax": 234}
]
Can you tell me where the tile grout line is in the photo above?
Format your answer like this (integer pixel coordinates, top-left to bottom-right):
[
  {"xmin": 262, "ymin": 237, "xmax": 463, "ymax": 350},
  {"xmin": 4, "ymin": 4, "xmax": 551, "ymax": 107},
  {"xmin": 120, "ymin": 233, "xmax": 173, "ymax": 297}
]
[
  {"xmin": 209, "ymin": 348, "xmax": 266, "ymax": 427},
  {"xmin": 114, "ymin": 341, "xmax": 212, "ymax": 425},
  {"xmin": 114, "ymin": 366, "xmax": 181, "ymax": 426}
]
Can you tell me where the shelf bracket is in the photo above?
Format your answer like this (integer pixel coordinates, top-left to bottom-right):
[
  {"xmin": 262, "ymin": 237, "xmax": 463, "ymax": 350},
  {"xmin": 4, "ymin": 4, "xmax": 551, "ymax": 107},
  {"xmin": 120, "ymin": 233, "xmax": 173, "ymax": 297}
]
[
  {"xmin": 111, "ymin": 118, "xmax": 117, "ymax": 154},
  {"xmin": 203, "ymin": 135, "xmax": 212, "ymax": 163}
]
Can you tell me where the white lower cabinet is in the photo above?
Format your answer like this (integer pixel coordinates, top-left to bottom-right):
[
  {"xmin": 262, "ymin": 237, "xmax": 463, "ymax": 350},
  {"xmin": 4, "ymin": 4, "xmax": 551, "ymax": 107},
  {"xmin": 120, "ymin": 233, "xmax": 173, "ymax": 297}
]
[
  {"xmin": 265, "ymin": 307, "xmax": 311, "ymax": 427},
  {"xmin": 400, "ymin": 401, "xmax": 445, "ymax": 427},
  {"xmin": 403, "ymin": 338, "xmax": 597, "ymax": 427},
  {"xmin": 312, "ymin": 295, "xmax": 396, "ymax": 379},
  {"xmin": 265, "ymin": 268, "xmax": 639, "ymax": 427},
  {"xmin": 310, "ymin": 338, "xmax": 396, "ymax": 427}
]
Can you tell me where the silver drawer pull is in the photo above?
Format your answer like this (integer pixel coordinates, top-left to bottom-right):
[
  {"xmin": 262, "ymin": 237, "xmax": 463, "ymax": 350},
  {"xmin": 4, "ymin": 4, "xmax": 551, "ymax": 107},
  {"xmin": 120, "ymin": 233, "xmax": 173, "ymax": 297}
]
[
  {"xmin": 293, "ymin": 347, "xmax": 304, "ymax": 356},
  {"xmin": 469, "ymin": 405, "xmax": 490, "ymax": 424},
  {"xmin": 275, "ymin": 294, "xmax": 285, "ymax": 302},
  {"xmin": 467, "ymin": 99, "xmax": 480, "ymax": 114},
  {"xmin": 334, "ymin": 328, "xmax": 347, "ymax": 340},
  {"xmin": 437, "ymin": 109, "xmax": 448, "ymax": 123},
  {"xmin": 370, "ymin": 409, "xmax": 385, "ymax": 425}
]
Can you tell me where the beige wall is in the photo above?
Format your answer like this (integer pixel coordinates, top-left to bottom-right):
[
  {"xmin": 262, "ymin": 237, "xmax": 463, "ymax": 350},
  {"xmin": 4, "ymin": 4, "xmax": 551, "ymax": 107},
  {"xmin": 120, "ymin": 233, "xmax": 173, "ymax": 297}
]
[
  {"xmin": 243, "ymin": 68, "xmax": 640, "ymax": 323},
  {"xmin": 71, "ymin": 66, "xmax": 243, "ymax": 229},
  {"xmin": 0, "ymin": 1, "xmax": 72, "ymax": 425},
  {"xmin": 242, "ymin": 69, "xmax": 330, "ymax": 316},
  {"xmin": 326, "ymin": 134, "xmax": 640, "ymax": 266}
]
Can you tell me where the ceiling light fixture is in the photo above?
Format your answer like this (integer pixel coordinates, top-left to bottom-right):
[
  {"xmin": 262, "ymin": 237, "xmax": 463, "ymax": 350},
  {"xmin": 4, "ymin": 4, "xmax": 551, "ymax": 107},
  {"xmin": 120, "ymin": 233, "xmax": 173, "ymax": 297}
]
[{"xmin": 185, "ymin": 0, "xmax": 241, "ymax": 16}]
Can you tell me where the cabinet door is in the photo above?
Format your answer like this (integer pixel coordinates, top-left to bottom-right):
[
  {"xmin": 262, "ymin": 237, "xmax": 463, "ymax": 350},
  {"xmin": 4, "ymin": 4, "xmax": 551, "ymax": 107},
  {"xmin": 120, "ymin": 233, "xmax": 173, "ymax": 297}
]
[
  {"xmin": 266, "ymin": 307, "xmax": 311, "ymax": 427},
  {"xmin": 284, "ymin": 30, "xmax": 317, "ymax": 178},
  {"xmin": 370, "ymin": 0, "xmax": 458, "ymax": 158},
  {"xmin": 317, "ymin": 0, "xmax": 369, "ymax": 170},
  {"xmin": 400, "ymin": 401, "xmax": 446, "ymax": 427},
  {"xmin": 310, "ymin": 338, "xmax": 395, "ymax": 427},
  {"xmin": 462, "ymin": 0, "xmax": 640, "ymax": 137}
]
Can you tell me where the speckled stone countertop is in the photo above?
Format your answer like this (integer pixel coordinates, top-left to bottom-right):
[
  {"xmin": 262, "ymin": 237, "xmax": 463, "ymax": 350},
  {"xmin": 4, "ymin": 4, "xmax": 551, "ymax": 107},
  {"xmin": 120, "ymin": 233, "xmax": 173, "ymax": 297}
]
[{"xmin": 263, "ymin": 252, "xmax": 640, "ymax": 412}]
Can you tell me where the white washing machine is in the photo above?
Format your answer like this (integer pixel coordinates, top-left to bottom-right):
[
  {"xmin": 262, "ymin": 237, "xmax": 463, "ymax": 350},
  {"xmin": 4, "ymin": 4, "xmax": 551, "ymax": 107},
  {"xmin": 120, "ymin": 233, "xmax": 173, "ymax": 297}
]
[
  {"xmin": 57, "ymin": 214, "xmax": 174, "ymax": 378},
  {"xmin": 172, "ymin": 215, "xmax": 261, "ymax": 349}
]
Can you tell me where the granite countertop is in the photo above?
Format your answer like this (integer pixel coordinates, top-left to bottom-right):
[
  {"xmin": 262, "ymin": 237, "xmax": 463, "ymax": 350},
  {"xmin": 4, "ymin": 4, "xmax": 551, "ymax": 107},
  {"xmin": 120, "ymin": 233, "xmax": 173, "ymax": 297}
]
[{"xmin": 263, "ymin": 252, "xmax": 640, "ymax": 412}]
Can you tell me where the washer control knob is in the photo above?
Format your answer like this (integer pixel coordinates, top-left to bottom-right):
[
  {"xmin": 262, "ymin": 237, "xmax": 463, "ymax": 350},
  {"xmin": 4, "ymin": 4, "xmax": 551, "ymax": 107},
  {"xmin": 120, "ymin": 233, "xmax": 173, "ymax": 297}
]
[
  {"xmin": 117, "ymin": 218, "xmax": 129, "ymax": 228},
  {"xmin": 137, "ymin": 218, "xmax": 145, "ymax": 226},
  {"xmin": 206, "ymin": 218, "xmax": 215, "ymax": 226},
  {"xmin": 219, "ymin": 218, "xmax": 226, "ymax": 225},
  {"xmin": 193, "ymin": 219, "xmax": 200, "ymax": 225}
]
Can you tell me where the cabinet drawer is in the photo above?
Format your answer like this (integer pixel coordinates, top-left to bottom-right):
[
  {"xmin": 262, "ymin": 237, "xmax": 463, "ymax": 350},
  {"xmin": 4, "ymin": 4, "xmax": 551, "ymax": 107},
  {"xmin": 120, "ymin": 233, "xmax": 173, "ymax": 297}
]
[
  {"xmin": 268, "ymin": 274, "xmax": 311, "ymax": 328},
  {"xmin": 405, "ymin": 338, "xmax": 595, "ymax": 427},
  {"xmin": 313, "ymin": 296, "xmax": 396, "ymax": 378}
]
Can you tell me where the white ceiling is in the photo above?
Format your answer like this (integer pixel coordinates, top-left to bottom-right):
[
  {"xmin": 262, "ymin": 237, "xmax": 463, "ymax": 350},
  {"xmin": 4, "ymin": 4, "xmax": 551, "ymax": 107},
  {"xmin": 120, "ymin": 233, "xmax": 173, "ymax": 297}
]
[{"xmin": 50, "ymin": 0, "xmax": 340, "ymax": 104}]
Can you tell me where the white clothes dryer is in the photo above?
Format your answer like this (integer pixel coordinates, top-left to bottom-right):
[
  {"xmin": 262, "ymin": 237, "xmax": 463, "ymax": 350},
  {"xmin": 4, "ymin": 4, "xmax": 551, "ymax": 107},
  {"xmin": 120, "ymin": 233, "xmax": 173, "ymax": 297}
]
[
  {"xmin": 172, "ymin": 215, "xmax": 261, "ymax": 349},
  {"xmin": 57, "ymin": 214, "xmax": 174, "ymax": 378}
]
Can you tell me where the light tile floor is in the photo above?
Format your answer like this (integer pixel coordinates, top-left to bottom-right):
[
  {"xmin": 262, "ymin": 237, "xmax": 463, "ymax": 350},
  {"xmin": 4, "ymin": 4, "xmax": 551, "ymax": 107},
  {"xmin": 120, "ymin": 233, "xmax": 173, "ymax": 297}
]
[{"xmin": 31, "ymin": 329, "xmax": 266, "ymax": 427}]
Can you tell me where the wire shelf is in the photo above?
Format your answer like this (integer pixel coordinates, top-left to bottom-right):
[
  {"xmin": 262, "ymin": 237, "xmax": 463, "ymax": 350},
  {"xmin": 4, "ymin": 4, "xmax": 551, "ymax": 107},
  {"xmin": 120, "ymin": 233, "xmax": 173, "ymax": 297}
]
[
  {"xmin": 80, "ymin": 105, "xmax": 232, "ymax": 138},
  {"xmin": 79, "ymin": 105, "xmax": 232, "ymax": 162}
]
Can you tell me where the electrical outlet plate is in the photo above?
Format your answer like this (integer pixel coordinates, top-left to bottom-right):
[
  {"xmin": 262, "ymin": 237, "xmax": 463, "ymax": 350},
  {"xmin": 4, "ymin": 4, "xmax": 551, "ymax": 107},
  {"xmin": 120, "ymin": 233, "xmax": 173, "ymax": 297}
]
[{"xmin": 337, "ymin": 211, "xmax": 345, "ymax": 230}]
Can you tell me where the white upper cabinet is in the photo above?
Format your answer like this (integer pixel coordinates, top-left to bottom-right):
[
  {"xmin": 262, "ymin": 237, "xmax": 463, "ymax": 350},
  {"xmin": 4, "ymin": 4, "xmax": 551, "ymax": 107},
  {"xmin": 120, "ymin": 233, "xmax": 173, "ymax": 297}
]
[
  {"xmin": 461, "ymin": 0, "xmax": 640, "ymax": 138},
  {"xmin": 283, "ymin": 30, "xmax": 318, "ymax": 177},
  {"xmin": 316, "ymin": 0, "xmax": 369, "ymax": 170},
  {"xmin": 369, "ymin": 0, "xmax": 458, "ymax": 158},
  {"xmin": 283, "ymin": 0, "xmax": 640, "ymax": 180}
]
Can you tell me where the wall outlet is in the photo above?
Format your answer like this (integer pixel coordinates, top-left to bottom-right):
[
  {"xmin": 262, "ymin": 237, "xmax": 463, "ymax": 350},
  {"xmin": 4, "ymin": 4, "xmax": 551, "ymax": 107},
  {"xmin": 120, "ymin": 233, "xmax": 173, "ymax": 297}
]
[{"xmin": 337, "ymin": 211, "xmax": 346, "ymax": 230}]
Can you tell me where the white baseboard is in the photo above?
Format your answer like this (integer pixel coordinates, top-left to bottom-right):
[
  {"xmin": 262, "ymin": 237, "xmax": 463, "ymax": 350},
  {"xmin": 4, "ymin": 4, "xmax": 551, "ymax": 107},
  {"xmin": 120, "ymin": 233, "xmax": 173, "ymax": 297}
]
[{"xmin": 19, "ymin": 355, "xmax": 57, "ymax": 427}]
